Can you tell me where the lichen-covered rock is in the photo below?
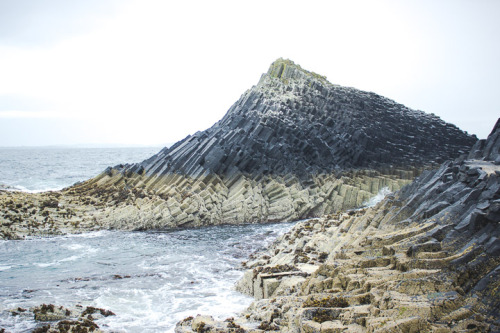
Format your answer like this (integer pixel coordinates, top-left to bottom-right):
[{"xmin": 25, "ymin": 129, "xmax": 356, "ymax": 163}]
[
  {"xmin": 175, "ymin": 314, "xmax": 251, "ymax": 333},
  {"xmin": 15, "ymin": 303, "xmax": 114, "ymax": 332},
  {"xmin": 33, "ymin": 304, "xmax": 72, "ymax": 322},
  {"xmin": 32, "ymin": 319, "xmax": 102, "ymax": 333}
]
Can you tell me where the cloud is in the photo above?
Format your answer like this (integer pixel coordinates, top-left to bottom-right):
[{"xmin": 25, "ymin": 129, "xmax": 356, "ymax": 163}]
[
  {"xmin": 0, "ymin": 0, "xmax": 124, "ymax": 46},
  {"xmin": 0, "ymin": 0, "xmax": 499, "ymax": 146},
  {"xmin": 0, "ymin": 110, "xmax": 75, "ymax": 119}
]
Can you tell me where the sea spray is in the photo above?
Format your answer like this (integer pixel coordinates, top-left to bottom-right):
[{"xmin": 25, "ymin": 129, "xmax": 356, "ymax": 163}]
[{"xmin": 362, "ymin": 186, "xmax": 392, "ymax": 207}]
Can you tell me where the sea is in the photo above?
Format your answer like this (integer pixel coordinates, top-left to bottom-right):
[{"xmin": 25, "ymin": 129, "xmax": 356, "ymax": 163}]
[{"xmin": 0, "ymin": 147, "xmax": 297, "ymax": 332}]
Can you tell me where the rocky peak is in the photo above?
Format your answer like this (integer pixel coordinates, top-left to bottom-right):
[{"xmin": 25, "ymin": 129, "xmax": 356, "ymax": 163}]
[
  {"xmin": 259, "ymin": 58, "xmax": 330, "ymax": 87},
  {"xmin": 144, "ymin": 59, "xmax": 476, "ymax": 178}
]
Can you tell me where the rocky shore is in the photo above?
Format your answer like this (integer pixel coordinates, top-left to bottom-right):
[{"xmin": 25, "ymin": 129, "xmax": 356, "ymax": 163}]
[
  {"xmin": 0, "ymin": 169, "xmax": 416, "ymax": 240},
  {"xmin": 176, "ymin": 119, "xmax": 500, "ymax": 332},
  {"xmin": 0, "ymin": 59, "xmax": 476, "ymax": 239},
  {"xmin": 1, "ymin": 59, "xmax": 494, "ymax": 332},
  {"xmin": 5, "ymin": 304, "xmax": 114, "ymax": 333}
]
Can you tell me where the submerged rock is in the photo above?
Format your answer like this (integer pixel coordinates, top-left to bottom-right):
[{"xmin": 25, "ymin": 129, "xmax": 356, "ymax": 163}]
[{"xmin": 176, "ymin": 120, "xmax": 500, "ymax": 332}]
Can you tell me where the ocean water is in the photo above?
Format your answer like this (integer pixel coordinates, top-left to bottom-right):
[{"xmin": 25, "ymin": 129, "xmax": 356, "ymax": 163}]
[
  {"xmin": 0, "ymin": 146, "xmax": 162, "ymax": 192},
  {"xmin": 0, "ymin": 224, "xmax": 294, "ymax": 332},
  {"xmin": 0, "ymin": 147, "xmax": 298, "ymax": 332}
]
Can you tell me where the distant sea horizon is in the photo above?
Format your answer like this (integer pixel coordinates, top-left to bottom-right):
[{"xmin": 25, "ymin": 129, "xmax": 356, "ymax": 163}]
[
  {"xmin": 0, "ymin": 143, "xmax": 171, "ymax": 149},
  {"xmin": 0, "ymin": 145, "xmax": 166, "ymax": 192}
]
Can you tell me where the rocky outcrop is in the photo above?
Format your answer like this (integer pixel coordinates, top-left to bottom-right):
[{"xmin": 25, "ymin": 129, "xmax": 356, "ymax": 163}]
[
  {"xmin": 0, "ymin": 170, "xmax": 419, "ymax": 239},
  {"xmin": 176, "ymin": 120, "xmax": 500, "ymax": 332},
  {"xmin": 0, "ymin": 59, "xmax": 476, "ymax": 238},
  {"xmin": 114, "ymin": 59, "xmax": 473, "ymax": 177}
]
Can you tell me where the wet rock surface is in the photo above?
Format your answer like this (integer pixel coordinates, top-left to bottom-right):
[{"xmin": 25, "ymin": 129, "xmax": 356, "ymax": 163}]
[
  {"xmin": 3, "ymin": 303, "xmax": 114, "ymax": 333},
  {"xmin": 0, "ymin": 59, "xmax": 476, "ymax": 238},
  {"xmin": 176, "ymin": 120, "xmax": 500, "ymax": 332}
]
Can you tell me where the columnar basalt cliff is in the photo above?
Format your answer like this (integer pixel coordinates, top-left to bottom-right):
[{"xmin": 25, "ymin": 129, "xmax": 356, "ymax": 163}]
[
  {"xmin": 176, "ymin": 120, "xmax": 500, "ymax": 332},
  {"xmin": 0, "ymin": 59, "xmax": 476, "ymax": 239}
]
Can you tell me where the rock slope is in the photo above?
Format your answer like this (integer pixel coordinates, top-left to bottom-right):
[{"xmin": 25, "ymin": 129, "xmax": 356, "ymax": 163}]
[
  {"xmin": 0, "ymin": 59, "xmax": 476, "ymax": 238},
  {"xmin": 116, "ymin": 59, "xmax": 472, "ymax": 176},
  {"xmin": 176, "ymin": 119, "xmax": 500, "ymax": 332}
]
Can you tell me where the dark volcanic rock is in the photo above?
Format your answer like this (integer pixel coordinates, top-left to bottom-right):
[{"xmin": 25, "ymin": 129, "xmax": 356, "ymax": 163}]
[
  {"xmin": 129, "ymin": 58, "xmax": 475, "ymax": 178},
  {"xmin": 468, "ymin": 118, "xmax": 500, "ymax": 163}
]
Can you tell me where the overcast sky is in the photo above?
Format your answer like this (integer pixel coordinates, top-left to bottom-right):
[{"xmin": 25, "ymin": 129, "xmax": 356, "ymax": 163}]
[{"xmin": 0, "ymin": 0, "xmax": 498, "ymax": 147}]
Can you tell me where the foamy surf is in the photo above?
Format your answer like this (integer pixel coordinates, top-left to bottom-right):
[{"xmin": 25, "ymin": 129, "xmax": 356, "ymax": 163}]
[
  {"xmin": 0, "ymin": 222, "xmax": 296, "ymax": 332},
  {"xmin": 363, "ymin": 186, "xmax": 392, "ymax": 207}
]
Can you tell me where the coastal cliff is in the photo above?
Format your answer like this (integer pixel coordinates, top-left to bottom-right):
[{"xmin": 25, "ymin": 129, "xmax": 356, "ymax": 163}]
[
  {"xmin": 0, "ymin": 59, "xmax": 476, "ymax": 239},
  {"xmin": 176, "ymin": 120, "xmax": 500, "ymax": 332}
]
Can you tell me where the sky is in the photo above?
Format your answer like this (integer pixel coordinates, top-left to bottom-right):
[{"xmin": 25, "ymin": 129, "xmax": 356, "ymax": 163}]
[{"xmin": 0, "ymin": 0, "xmax": 499, "ymax": 147}]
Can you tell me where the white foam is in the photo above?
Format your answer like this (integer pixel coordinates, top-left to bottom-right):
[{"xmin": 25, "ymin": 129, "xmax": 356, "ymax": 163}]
[
  {"xmin": 59, "ymin": 255, "xmax": 80, "ymax": 262},
  {"xmin": 35, "ymin": 262, "xmax": 56, "ymax": 268},
  {"xmin": 363, "ymin": 186, "xmax": 392, "ymax": 207},
  {"xmin": 0, "ymin": 265, "xmax": 11, "ymax": 271},
  {"xmin": 62, "ymin": 243, "xmax": 99, "ymax": 254},
  {"xmin": 8, "ymin": 184, "xmax": 63, "ymax": 193},
  {"xmin": 0, "ymin": 315, "xmax": 37, "ymax": 333},
  {"xmin": 34, "ymin": 254, "xmax": 84, "ymax": 267},
  {"xmin": 66, "ymin": 230, "xmax": 110, "ymax": 239},
  {"xmin": 63, "ymin": 243, "xmax": 85, "ymax": 250},
  {"xmin": 1, "ymin": 222, "xmax": 298, "ymax": 333},
  {"xmin": 23, "ymin": 230, "xmax": 110, "ymax": 243}
]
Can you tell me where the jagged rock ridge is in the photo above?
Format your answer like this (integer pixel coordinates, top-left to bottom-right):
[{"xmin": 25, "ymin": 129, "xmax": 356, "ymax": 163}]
[{"xmin": 176, "ymin": 119, "xmax": 500, "ymax": 332}]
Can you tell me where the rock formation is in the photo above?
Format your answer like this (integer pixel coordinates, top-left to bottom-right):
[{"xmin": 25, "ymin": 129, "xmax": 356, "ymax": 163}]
[
  {"xmin": 7, "ymin": 303, "xmax": 114, "ymax": 333},
  {"xmin": 176, "ymin": 119, "xmax": 500, "ymax": 332},
  {"xmin": 0, "ymin": 59, "xmax": 476, "ymax": 239}
]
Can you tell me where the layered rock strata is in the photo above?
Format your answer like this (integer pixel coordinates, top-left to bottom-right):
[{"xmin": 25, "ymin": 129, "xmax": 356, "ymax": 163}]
[
  {"xmin": 0, "ymin": 59, "xmax": 476, "ymax": 238},
  {"xmin": 176, "ymin": 119, "xmax": 500, "ymax": 332},
  {"xmin": 0, "ymin": 170, "xmax": 416, "ymax": 239}
]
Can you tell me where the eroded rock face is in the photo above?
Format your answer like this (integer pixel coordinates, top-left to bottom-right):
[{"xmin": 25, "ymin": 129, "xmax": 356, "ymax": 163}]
[
  {"xmin": 177, "ymin": 119, "xmax": 500, "ymax": 332},
  {"xmin": 0, "ymin": 59, "xmax": 476, "ymax": 238}
]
